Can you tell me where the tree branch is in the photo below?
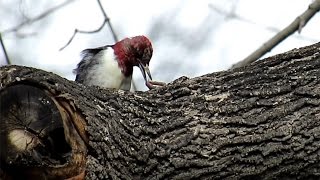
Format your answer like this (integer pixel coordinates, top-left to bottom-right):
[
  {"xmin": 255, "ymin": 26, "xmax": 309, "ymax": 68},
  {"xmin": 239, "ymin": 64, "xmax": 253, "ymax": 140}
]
[
  {"xmin": 2, "ymin": 0, "xmax": 74, "ymax": 35},
  {"xmin": 59, "ymin": 0, "xmax": 118, "ymax": 51},
  {"xmin": 0, "ymin": 33, "xmax": 11, "ymax": 65},
  {"xmin": 1, "ymin": 42, "xmax": 320, "ymax": 179},
  {"xmin": 231, "ymin": 0, "xmax": 320, "ymax": 69},
  {"xmin": 208, "ymin": 4, "xmax": 318, "ymax": 43},
  {"xmin": 96, "ymin": 0, "xmax": 118, "ymax": 42}
]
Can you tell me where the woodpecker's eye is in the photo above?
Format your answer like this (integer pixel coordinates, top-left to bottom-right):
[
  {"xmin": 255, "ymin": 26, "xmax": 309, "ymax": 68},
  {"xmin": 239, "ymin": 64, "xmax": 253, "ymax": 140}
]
[
  {"xmin": 141, "ymin": 47, "xmax": 152, "ymax": 63},
  {"xmin": 133, "ymin": 47, "xmax": 150, "ymax": 64}
]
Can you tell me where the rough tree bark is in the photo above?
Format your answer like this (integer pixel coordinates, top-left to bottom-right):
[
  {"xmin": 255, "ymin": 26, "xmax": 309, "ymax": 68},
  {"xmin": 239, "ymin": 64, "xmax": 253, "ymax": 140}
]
[{"xmin": 1, "ymin": 42, "xmax": 320, "ymax": 179}]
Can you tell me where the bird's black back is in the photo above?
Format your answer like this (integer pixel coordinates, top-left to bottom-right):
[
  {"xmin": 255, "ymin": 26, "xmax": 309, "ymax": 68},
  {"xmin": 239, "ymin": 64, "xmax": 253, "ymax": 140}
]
[{"xmin": 73, "ymin": 45, "xmax": 112, "ymax": 83}]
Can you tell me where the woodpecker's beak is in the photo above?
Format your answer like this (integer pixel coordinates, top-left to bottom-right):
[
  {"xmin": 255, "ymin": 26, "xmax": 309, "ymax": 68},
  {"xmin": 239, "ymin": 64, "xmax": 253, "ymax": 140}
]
[{"xmin": 138, "ymin": 62, "xmax": 152, "ymax": 83}]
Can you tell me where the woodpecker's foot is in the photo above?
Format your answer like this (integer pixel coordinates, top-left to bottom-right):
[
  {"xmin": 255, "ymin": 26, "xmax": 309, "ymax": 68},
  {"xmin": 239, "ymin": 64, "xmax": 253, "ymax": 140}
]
[{"xmin": 146, "ymin": 80, "xmax": 166, "ymax": 89}]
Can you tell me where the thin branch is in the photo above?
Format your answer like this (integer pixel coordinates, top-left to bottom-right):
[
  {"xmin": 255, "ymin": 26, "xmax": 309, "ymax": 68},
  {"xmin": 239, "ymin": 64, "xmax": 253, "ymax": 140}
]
[
  {"xmin": 231, "ymin": 0, "xmax": 320, "ymax": 69},
  {"xmin": 0, "ymin": 33, "xmax": 11, "ymax": 65},
  {"xmin": 59, "ymin": 0, "xmax": 118, "ymax": 51},
  {"xmin": 96, "ymin": 0, "xmax": 118, "ymax": 42},
  {"xmin": 59, "ymin": 21, "xmax": 107, "ymax": 51},
  {"xmin": 19, "ymin": 0, "xmax": 29, "ymax": 20},
  {"xmin": 2, "ymin": 0, "xmax": 75, "ymax": 35},
  {"xmin": 15, "ymin": 31, "xmax": 38, "ymax": 38},
  {"xmin": 209, "ymin": 4, "xmax": 319, "ymax": 43}
]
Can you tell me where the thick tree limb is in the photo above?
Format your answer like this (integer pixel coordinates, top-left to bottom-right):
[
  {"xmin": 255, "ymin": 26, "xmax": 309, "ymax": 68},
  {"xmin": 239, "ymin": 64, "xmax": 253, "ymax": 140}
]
[
  {"xmin": 1, "ymin": 42, "xmax": 320, "ymax": 179},
  {"xmin": 232, "ymin": 0, "xmax": 320, "ymax": 69}
]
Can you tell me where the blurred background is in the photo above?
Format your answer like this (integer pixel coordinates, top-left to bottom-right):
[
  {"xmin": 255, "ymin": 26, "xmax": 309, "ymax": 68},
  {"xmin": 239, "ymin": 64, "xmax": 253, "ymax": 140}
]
[{"xmin": 0, "ymin": 0, "xmax": 319, "ymax": 90}]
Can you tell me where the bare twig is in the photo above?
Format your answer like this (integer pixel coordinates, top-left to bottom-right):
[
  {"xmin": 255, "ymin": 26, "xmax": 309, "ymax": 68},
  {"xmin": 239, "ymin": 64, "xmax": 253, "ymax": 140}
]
[
  {"xmin": 2, "ymin": 0, "xmax": 75, "ymax": 35},
  {"xmin": 0, "ymin": 33, "xmax": 11, "ymax": 65},
  {"xmin": 15, "ymin": 31, "xmax": 38, "ymax": 38},
  {"xmin": 209, "ymin": 4, "xmax": 319, "ymax": 43},
  {"xmin": 59, "ymin": 25, "xmax": 107, "ymax": 51},
  {"xmin": 231, "ymin": 0, "xmax": 320, "ymax": 69},
  {"xmin": 59, "ymin": 0, "xmax": 118, "ymax": 50},
  {"xmin": 96, "ymin": 0, "xmax": 118, "ymax": 42}
]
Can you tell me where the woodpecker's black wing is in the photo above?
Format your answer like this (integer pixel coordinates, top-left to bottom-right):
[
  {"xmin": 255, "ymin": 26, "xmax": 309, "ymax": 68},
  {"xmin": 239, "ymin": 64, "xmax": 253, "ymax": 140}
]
[{"xmin": 73, "ymin": 45, "xmax": 113, "ymax": 83}]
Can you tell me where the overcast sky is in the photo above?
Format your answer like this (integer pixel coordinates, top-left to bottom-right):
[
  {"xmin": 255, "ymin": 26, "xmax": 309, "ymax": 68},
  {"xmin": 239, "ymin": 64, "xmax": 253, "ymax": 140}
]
[{"xmin": 1, "ymin": 0, "xmax": 319, "ymax": 90}]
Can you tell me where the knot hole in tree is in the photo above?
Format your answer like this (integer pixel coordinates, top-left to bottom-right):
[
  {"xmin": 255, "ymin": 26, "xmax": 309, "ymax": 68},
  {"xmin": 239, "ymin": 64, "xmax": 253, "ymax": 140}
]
[{"xmin": 0, "ymin": 84, "xmax": 86, "ymax": 179}]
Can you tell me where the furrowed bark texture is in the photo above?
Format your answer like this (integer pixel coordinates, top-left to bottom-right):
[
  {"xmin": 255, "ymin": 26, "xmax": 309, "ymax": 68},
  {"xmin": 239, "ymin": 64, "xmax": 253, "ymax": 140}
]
[{"xmin": 1, "ymin": 42, "xmax": 320, "ymax": 179}]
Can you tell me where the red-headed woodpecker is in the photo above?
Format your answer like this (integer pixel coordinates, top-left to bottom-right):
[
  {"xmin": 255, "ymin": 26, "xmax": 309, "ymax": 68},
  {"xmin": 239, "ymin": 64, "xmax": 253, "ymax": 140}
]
[{"xmin": 74, "ymin": 36, "xmax": 164, "ymax": 90}]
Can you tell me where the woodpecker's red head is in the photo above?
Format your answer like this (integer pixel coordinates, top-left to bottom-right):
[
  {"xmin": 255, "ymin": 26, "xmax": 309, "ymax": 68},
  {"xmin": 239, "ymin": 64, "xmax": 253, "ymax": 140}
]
[{"xmin": 112, "ymin": 35, "xmax": 153, "ymax": 83}]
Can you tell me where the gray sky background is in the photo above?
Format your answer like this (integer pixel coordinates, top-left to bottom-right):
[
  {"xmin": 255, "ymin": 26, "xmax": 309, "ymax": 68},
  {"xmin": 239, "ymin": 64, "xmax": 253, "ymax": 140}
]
[{"xmin": 1, "ymin": 0, "xmax": 319, "ymax": 90}]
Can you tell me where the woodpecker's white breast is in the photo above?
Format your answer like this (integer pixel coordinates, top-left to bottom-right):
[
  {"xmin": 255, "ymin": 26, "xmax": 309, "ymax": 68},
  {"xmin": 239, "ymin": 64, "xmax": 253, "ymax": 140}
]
[{"xmin": 86, "ymin": 48, "xmax": 132, "ymax": 90}]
